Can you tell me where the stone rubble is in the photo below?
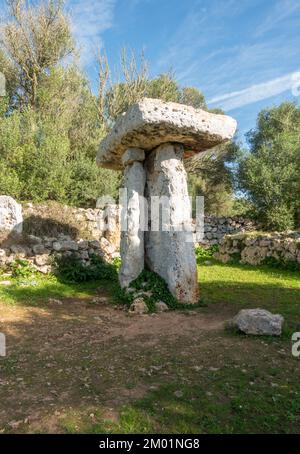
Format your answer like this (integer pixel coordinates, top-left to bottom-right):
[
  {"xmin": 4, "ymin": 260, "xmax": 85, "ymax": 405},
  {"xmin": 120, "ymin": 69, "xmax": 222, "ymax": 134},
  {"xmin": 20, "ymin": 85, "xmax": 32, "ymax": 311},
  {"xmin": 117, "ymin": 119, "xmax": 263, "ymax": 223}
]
[
  {"xmin": 195, "ymin": 215, "xmax": 258, "ymax": 246},
  {"xmin": 155, "ymin": 301, "xmax": 169, "ymax": 312}
]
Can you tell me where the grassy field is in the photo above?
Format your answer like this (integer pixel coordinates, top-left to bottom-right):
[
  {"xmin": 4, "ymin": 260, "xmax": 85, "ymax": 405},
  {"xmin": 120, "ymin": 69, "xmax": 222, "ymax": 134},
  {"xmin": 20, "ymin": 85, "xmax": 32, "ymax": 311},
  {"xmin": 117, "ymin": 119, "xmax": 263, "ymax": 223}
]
[{"xmin": 0, "ymin": 260, "xmax": 300, "ymax": 433}]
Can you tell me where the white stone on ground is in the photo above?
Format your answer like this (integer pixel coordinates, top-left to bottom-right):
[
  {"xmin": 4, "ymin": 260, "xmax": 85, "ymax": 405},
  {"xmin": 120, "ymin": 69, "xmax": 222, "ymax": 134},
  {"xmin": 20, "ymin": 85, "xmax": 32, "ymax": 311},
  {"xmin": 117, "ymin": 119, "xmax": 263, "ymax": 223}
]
[
  {"xmin": 128, "ymin": 297, "xmax": 149, "ymax": 315},
  {"xmin": 229, "ymin": 309, "xmax": 284, "ymax": 336},
  {"xmin": 155, "ymin": 301, "xmax": 169, "ymax": 312}
]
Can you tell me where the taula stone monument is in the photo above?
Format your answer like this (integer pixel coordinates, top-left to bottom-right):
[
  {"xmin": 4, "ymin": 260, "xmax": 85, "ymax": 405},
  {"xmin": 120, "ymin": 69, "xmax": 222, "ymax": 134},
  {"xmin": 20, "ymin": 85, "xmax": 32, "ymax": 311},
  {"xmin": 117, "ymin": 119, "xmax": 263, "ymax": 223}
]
[{"xmin": 97, "ymin": 98, "xmax": 237, "ymax": 304}]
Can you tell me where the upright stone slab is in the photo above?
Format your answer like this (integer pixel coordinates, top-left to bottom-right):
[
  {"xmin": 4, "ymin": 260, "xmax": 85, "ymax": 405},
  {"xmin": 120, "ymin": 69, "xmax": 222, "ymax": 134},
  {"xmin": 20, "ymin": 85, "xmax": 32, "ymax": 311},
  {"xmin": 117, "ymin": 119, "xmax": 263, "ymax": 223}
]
[
  {"xmin": 145, "ymin": 143, "xmax": 199, "ymax": 304},
  {"xmin": 119, "ymin": 160, "xmax": 146, "ymax": 288},
  {"xmin": 0, "ymin": 196, "xmax": 23, "ymax": 234}
]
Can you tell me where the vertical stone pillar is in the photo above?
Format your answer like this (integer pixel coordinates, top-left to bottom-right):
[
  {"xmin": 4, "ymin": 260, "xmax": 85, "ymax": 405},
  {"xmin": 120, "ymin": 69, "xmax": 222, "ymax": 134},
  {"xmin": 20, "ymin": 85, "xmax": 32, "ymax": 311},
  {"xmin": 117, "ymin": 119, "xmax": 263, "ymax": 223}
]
[
  {"xmin": 145, "ymin": 143, "xmax": 199, "ymax": 304},
  {"xmin": 119, "ymin": 149, "xmax": 146, "ymax": 288}
]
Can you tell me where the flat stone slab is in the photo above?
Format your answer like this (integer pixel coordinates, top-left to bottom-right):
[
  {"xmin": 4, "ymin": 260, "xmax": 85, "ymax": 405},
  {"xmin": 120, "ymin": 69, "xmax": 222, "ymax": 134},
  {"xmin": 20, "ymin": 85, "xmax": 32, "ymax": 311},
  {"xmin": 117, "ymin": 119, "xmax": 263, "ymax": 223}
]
[{"xmin": 97, "ymin": 98, "xmax": 237, "ymax": 169}]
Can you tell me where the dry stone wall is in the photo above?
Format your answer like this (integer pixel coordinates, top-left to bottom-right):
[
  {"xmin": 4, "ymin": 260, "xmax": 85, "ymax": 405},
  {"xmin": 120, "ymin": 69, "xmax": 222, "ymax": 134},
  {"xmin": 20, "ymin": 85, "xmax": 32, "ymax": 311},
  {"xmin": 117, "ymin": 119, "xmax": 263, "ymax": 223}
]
[
  {"xmin": 215, "ymin": 231, "xmax": 300, "ymax": 266},
  {"xmin": 0, "ymin": 200, "xmax": 120, "ymax": 274},
  {"xmin": 22, "ymin": 202, "xmax": 120, "ymax": 244},
  {"xmin": 0, "ymin": 234, "xmax": 120, "ymax": 274},
  {"xmin": 197, "ymin": 216, "xmax": 258, "ymax": 246},
  {"xmin": 1, "ymin": 197, "xmax": 266, "ymax": 275}
]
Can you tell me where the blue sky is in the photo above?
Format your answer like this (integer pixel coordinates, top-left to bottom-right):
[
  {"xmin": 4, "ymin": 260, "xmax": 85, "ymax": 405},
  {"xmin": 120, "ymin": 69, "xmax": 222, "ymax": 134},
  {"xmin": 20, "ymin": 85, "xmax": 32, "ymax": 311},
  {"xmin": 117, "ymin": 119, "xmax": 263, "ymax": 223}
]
[
  {"xmin": 67, "ymin": 0, "xmax": 300, "ymax": 142},
  {"xmin": 2, "ymin": 0, "xmax": 300, "ymax": 142}
]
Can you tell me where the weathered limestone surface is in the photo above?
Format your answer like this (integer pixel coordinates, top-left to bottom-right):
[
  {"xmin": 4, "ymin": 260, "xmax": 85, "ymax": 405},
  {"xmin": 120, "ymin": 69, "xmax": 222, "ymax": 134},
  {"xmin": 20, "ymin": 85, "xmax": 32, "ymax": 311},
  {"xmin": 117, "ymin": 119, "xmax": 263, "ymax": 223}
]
[
  {"xmin": 122, "ymin": 148, "xmax": 145, "ymax": 166},
  {"xmin": 215, "ymin": 231, "xmax": 300, "ymax": 266},
  {"xmin": 119, "ymin": 161, "xmax": 146, "ymax": 288},
  {"xmin": 0, "ymin": 196, "xmax": 23, "ymax": 234},
  {"xmin": 97, "ymin": 98, "xmax": 237, "ymax": 169},
  {"xmin": 145, "ymin": 143, "xmax": 199, "ymax": 304},
  {"xmin": 230, "ymin": 309, "xmax": 284, "ymax": 336}
]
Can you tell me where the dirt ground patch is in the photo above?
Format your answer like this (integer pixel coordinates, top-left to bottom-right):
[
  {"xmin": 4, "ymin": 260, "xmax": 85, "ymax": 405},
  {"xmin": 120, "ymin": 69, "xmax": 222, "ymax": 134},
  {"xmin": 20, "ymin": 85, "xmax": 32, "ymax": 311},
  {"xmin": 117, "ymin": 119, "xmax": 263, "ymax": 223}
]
[{"xmin": 0, "ymin": 293, "xmax": 299, "ymax": 434}]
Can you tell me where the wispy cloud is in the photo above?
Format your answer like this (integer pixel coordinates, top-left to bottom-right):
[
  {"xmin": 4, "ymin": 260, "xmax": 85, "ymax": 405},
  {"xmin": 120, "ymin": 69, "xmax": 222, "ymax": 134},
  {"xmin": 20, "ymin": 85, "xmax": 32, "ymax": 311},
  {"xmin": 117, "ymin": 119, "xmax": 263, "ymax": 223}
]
[
  {"xmin": 255, "ymin": 0, "xmax": 300, "ymax": 36},
  {"xmin": 156, "ymin": 0, "xmax": 300, "ymax": 112},
  {"xmin": 156, "ymin": 0, "xmax": 255, "ymax": 82},
  {"xmin": 208, "ymin": 70, "xmax": 300, "ymax": 111},
  {"xmin": 68, "ymin": 0, "xmax": 116, "ymax": 66}
]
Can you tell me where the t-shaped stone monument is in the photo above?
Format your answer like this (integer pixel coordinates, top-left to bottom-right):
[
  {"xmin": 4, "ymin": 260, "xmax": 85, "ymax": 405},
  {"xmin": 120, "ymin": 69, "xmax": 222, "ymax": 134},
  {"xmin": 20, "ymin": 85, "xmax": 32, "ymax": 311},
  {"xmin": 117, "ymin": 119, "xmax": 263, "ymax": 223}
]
[{"xmin": 97, "ymin": 98, "xmax": 237, "ymax": 304}]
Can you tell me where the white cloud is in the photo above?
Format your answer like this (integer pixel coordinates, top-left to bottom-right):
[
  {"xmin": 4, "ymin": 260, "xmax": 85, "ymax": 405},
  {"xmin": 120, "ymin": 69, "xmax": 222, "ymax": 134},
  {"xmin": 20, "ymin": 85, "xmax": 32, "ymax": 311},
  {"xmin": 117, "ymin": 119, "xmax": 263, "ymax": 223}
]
[
  {"xmin": 255, "ymin": 0, "xmax": 300, "ymax": 37},
  {"xmin": 155, "ymin": 0, "xmax": 300, "ymax": 112},
  {"xmin": 68, "ymin": 0, "xmax": 116, "ymax": 66},
  {"xmin": 208, "ymin": 70, "xmax": 300, "ymax": 111},
  {"xmin": 156, "ymin": 0, "xmax": 255, "ymax": 78}
]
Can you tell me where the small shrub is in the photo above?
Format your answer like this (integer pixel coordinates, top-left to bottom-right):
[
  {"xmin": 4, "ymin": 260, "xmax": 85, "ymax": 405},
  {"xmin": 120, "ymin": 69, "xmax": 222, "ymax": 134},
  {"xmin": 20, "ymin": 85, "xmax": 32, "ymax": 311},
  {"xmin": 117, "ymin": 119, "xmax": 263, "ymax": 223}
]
[
  {"xmin": 118, "ymin": 269, "xmax": 205, "ymax": 311},
  {"xmin": 262, "ymin": 256, "xmax": 300, "ymax": 272},
  {"xmin": 229, "ymin": 252, "xmax": 242, "ymax": 263},
  {"xmin": 195, "ymin": 245, "xmax": 219, "ymax": 264},
  {"xmin": 54, "ymin": 254, "xmax": 118, "ymax": 283},
  {"xmin": 11, "ymin": 259, "xmax": 37, "ymax": 278}
]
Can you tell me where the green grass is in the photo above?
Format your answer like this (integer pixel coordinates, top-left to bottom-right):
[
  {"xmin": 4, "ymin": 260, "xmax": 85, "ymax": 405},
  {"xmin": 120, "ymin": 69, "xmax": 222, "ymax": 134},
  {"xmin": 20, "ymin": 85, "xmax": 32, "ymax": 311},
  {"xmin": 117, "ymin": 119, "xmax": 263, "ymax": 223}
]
[
  {"xmin": 0, "ymin": 273, "xmax": 110, "ymax": 306},
  {"xmin": 59, "ymin": 333, "xmax": 300, "ymax": 434},
  {"xmin": 1, "ymin": 260, "xmax": 300, "ymax": 434},
  {"xmin": 198, "ymin": 259, "xmax": 300, "ymax": 336}
]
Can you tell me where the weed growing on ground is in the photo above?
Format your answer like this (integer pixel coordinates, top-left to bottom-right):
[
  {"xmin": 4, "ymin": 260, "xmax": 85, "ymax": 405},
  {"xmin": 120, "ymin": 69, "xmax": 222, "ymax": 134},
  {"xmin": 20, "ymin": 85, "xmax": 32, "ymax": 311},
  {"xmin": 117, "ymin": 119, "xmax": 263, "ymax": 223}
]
[{"xmin": 195, "ymin": 245, "xmax": 219, "ymax": 264}]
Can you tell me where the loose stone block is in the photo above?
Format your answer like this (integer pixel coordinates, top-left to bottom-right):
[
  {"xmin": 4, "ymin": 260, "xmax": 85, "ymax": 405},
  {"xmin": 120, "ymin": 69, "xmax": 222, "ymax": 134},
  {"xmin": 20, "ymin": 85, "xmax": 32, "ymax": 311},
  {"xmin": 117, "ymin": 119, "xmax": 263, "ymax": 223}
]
[
  {"xmin": 119, "ymin": 161, "xmax": 146, "ymax": 288},
  {"xmin": 229, "ymin": 309, "xmax": 284, "ymax": 336},
  {"xmin": 97, "ymin": 98, "xmax": 237, "ymax": 169},
  {"xmin": 0, "ymin": 196, "xmax": 23, "ymax": 234},
  {"xmin": 145, "ymin": 143, "xmax": 199, "ymax": 304}
]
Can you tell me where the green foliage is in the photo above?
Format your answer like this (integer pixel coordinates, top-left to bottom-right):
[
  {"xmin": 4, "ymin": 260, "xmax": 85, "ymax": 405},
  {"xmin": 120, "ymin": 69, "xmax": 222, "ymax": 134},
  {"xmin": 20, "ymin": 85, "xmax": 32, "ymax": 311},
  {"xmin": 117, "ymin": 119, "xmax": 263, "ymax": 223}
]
[
  {"xmin": 11, "ymin": 259, "xmax": 37, "ymax": 279},
  {"xmin": 238, "ymin": 102, "xmax": 300, "ymax": 230},
  {"xmin": 54, "ymin": 254, "xmax": 118, "ymax": 283},
  {"xmin": 119, "ymin": 269, "xmax": 205, "ymax": 311},
  {"xmin": 230, "ymin": 198, "xmax": 255, "ymax": 217},
  {"xmin": 195, "ymin": 245, "xmax": 219, "ymax": 263},
  {"xmin": 187, "ymin": 141, "xmax": 240, "ymax": 216},
  {"xmin": 180, "ymin": 86, "xmax": 207, "ymax": 109},
  {"xmin": 0, "ymin": 2, "xmax": 119, "ymax": 207},
  {"xmin": 0, "ymin": 0, "xmax": 234, "ymax": 211},
  {"xmin": 262, "ymin": 256, "xmax": 300, "ymax": 272},
  {"xmin": 229, "ymin": 252, "xmax": 242, "ymax": 263}
]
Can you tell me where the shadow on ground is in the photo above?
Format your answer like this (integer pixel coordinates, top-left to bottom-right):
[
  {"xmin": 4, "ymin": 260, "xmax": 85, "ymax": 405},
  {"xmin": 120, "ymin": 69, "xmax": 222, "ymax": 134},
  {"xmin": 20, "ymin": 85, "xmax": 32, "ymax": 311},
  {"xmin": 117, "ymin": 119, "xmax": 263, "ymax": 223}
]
[{"xmin": 0, "ymin": 287, "xmax": 300, "ymax": 434}]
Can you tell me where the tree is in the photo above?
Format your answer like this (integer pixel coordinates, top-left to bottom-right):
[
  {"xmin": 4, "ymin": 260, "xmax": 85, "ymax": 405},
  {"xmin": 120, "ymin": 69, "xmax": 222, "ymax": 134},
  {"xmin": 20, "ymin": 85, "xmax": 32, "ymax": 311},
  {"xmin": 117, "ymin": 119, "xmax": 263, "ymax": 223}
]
[
  {"xmin": 180, "ymin": 86, "xmax": 206, "ymax": 110},
  {"xmin": 1, "ymin": 0, "xmax": 74, "ymax": 109},
  {"xmin": 0, "ymin": 1, "xmax": 236, "ymax": 211},
  {"xmin": 0, "ymin": 0, "xmax": 119, "ymax": 206},
  {"xmin": 187, "ymin": 141, "xmax": 240, "ymax": 216},
  {"xmin": 237, "ymin": 102, "xmax": 300, "ymax": 230}
]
